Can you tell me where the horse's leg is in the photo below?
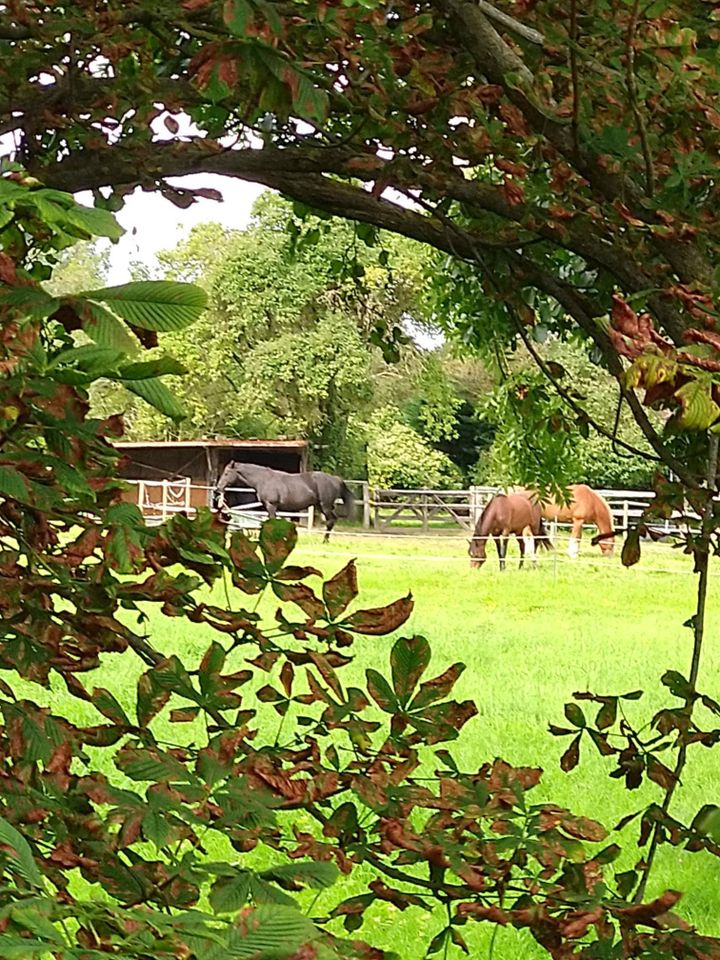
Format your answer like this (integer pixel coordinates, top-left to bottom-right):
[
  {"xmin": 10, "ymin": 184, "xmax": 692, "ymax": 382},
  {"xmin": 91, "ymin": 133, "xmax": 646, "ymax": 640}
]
[
  {"xmin": 522, "ymin": 526, "xmax": 537, "ymax": 567},
  {"xmin": 567, "ymin": 518, "xmax": 582, "ymax": 559},
  {"xmin": 265, "ymin": 501, "xmax": 278, "ymax": 520},
  {"xmin": 518, "ymin": 534, "xmax": 525, "ymax": 570},
  {"xmin": 497, "ymin": 535, "xmax": 507, "ymax": 571},
  {"xmin": 322, "ymin": 504, "xmax": 337, "ymax": 543}
]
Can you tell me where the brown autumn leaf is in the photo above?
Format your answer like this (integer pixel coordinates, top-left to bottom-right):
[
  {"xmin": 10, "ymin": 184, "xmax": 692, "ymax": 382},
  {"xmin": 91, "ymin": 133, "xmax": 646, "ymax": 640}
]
[
  {"xmin": 456, "ymin": 903, "xmax": 509, "ymax": 924},
  {"xmin": 273, "ymin": 582, "xmax": 326, "ymax": 620},
  {"xmin": 323, "ymin": 559, "xmax": 358, "ymax": 620},
  {"xmin": 344, "ymin": 594, "xmax": 413, "ymax": 635},
  {"xmin": 612, "ymin": 890, "xmax": 682, "ymax": 924},
  {"xmin": 368, "ymin": 879, "xmax": 426, "ymax": 910},
  {"xmin": 560, "ymin": 734, "xmax": 581, "ymax": 772},
  {"xmin": 560, "ymin": 906, "xmax": 603, "ymax": 939},
  {"xmin": 646, "ymin": 756, "xmax": 677, "ymax": 791}
]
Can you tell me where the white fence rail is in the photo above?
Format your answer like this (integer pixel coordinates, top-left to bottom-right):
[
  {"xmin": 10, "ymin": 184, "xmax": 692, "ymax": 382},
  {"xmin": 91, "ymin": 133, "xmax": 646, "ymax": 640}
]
[
  {"xmin": 123, "ymin": 479, "xmax": 313, "ymax": 530},
  {"xmin": 367, "ymin": 485, "xmax": 681, "ymax": 534},
  {"xmin": 123, "ymin": 478, "xmax": 687, "ymax": 537}
]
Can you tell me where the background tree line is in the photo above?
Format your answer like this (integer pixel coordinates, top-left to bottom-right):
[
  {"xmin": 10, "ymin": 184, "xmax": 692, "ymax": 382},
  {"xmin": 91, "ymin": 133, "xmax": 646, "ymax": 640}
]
[{"xmin": 54, "ymin": 194, "xmax": 657, "ymax": 490}]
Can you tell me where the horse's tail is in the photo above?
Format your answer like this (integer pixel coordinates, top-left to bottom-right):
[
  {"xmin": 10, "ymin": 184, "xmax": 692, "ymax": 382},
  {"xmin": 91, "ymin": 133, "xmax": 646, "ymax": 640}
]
[
  {"xmin": 536, "ymin": 517, "xmax": 554, "ymax": 551},
  {"xmin": 338, "ymin": 481, "xmax": 354, "ymax": 518}
]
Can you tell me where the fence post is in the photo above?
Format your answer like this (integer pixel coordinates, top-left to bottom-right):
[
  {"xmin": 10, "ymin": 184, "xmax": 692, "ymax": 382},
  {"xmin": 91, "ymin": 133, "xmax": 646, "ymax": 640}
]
[
  {"xmin": 421, "ymin": 491, "xmax": 429, "ymax": 533},
  {"xmin": 622, "ymin": 499, "xmax": 629, "ymax": 532},
  {"xmin": 469, "ymin": 486, "xmax": 482, "ymax": 527},
  {"xmin": 362, "ymin": 481, "xmax": 370, "ymax": 529},
  {"xmin": 138, "ymin": 480, "xmax": 146, "ymax": 518},
  {"xmin": 161, "ymin": 479, "xmax": 168, "ymax": 521},
  {"xmin": 307, "ymin": 505, "xmax": 314, "ymax": 532}
]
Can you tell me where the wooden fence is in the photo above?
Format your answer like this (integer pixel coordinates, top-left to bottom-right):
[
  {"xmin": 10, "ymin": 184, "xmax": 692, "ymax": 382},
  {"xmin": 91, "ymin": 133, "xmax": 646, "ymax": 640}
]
[
  {"xmin": 124, "ymin": 478, "xmax": 683, "ymax": 537},
  {"xmin": 367, "ymin": 486, "xmax": 683, "ymax": 534}
]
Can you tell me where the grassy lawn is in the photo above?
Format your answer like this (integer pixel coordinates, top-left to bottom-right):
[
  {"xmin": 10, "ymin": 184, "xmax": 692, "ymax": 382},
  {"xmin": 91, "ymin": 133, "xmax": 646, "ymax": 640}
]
[{"xmin": 47, "ymin": 528, "xmax": 720, "ymax": 958}]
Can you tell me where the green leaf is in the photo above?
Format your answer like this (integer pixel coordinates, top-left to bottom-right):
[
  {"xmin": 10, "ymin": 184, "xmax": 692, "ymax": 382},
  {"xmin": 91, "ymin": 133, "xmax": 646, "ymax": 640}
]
[
  {"xmin": 259, "ymin": 861, "xmax": 339, "ymax": 890},
  {"xmin": 564, "ymin": 702, "xmax": 586, "ymax": 728},
  {"xmin": 115, "ymin": 356, "xmax": 187, "ymax": 380},
  {"xmin": 0, "ymin": 816, "xmax": 44, "ymax": 887},
  {"xmin": 80, "ymin": 300, "xmax": 140, "ymax": 353},
  {"xmin": 365, "ymin": 669, "xmax": 399, "ymax": 712},
  {"xmin": 143, "ymin": 809, "xmax": 171, "ymax": 849},
  {"xmin": 91, "ymin": 687, "xmax": 131, "ymax": 726},
  {"xmin": 390, "ymin": 635, "xmax": 430, "ymax": 704},
  {"xmin": 323, "ymin": 802, "xmax": 358, "ymax": 843},
  {"xmin": 0, "ymin": 285, "xmax": 59, "ymax": 320},
  {"xmin": 207, "ymin": 905, "xmax": 318, "ymax": 960},
  {"xmin": 150, "ymin": 656, "xmax": 198, "ymax": 701},
  {"xmin": 224, "ymin": 0, "xmax": 252, "ymax": 34},
  {"xmin": 81, "ymin": 280, "xmax": 207, "ymax": 332},
  {"xmin": 64, "ymin": 201, "xmax": 124, "ymax": 241},
  {"xmin": 674, "ymin": 378, "xmax": 720, "ymax": 431},
  {"xmin": 0, "ymin": 937, "xmax": 55, "ymax": 958},
  {"xmin": 116, "ymin": 746, "xmax": 191, "ymax": 783},
  {"xmin": 249, "ymin": 876, "xmax": 297, "ymax": 907},
  {"xmin": 0, "ymin": 178, "xmax": 28, "ymax": 202},
  {"xmin": 50, "ymin": 343, "xmax": 125, "ymax": 376},
  {"xmin": 210, "ymin": 871, "xmax": 252, "ymax": 913},
  {"xmin": 661, "ymin": 669, "xmax": 693, "ymax": 700},
  {"xmin": 125, "ymin": 376, "xmax": 187, "ymax": 420},
  {"xmin": 0, "ymin": 466, "xmax": 30, "ymax": 503}
]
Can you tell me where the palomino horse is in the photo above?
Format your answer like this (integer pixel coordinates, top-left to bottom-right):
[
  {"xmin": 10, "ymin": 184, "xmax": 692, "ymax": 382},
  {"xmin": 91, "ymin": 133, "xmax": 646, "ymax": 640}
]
[
  {"xmin": 515, "ymin": 484, "xmax": 615, "ymax": 558},
  {"xmin": 216, "ymin": 461, "xmax": 354, "ymax": 542},
  {"xmin": 469, "ymin": 494, "xmax": 552, "ymax": 571}
]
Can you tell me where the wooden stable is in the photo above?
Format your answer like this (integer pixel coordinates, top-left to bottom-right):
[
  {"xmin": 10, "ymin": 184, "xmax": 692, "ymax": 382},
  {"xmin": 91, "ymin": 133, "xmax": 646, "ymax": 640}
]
[{"xmin": 116, "ymin": 439, "xmax": 308, "ymax": 523}]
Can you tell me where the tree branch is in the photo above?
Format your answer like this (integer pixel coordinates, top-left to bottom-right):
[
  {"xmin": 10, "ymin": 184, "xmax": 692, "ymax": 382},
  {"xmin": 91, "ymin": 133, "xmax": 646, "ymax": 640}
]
[
  {"xmin": 0, "ymin": 22, "xmax": 31, "ymax": 40},
  {"xmin": 476, "ymin": 1, "xmax": 545, "ymax": 45},
  {"xmin": 512, "ymin": 314, "xmax": 661, "ymax": 462},
  {"xmin": 505, "ymin": 252, "xmax": 701, "ymax": 488},
  {"xmin": 625, "ymin": 0, "xmax": 655, "ymax": 197},
  {"xmin": 438, "ymin": 0, "xmax": 713, "ymax": 288}
]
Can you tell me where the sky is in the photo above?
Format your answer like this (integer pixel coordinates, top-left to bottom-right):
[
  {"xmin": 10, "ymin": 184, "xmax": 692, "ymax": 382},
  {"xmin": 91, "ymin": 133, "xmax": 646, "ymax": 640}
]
[{"xmin": 78, "ymin": 174, "xmax": 267, "ymax": 283}]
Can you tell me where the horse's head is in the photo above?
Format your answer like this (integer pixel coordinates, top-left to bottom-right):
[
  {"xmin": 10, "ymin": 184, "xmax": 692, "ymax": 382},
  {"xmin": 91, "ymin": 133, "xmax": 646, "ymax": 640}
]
[
  {"xmin": 600, "ymin": 537, "xmax": 615, "ymax": 557},
  {"xmin": 468, "ymin": 535, "xmax": 486, "ymax": 569},
  {"xmin": 215, "ymin": 460, "xmax": 245, "ymax": 512},
  {"xmin": 217, "ymin": 460, "xmax": 243, "ymax": 491}
]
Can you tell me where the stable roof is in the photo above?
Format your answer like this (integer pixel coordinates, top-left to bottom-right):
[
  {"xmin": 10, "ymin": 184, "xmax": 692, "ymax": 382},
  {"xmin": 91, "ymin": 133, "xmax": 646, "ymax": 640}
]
[{"xmin": 115, "ymin": 439, "xmax": 307, "ymax": 449}]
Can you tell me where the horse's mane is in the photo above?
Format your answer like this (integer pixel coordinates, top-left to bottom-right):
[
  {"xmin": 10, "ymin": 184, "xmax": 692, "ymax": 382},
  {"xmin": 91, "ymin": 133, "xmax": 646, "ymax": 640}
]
[{"xmin": 591, "ymin": 489, "xmax": 614, "ymax": 532}]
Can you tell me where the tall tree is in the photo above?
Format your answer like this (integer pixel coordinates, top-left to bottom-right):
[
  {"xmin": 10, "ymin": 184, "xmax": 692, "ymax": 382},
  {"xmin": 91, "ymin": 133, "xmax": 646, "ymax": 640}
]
[
  {"xmin": 91, "ymin": 195, "xmax": 433, "ymax": 472},
  {"xmin": 5, "ymin": 0, "xmax": 718, "ymax": 485}
]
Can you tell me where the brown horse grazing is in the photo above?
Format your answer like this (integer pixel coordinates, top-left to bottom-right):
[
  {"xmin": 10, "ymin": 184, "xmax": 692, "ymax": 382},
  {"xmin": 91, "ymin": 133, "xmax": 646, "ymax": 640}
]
[
  {"xmin": 514, "ymin": 484, "xmax": 615, "ymax": 558},
  {"xmin": 469, "ymin": 494, "xmax": 553, "ymax": 571}
]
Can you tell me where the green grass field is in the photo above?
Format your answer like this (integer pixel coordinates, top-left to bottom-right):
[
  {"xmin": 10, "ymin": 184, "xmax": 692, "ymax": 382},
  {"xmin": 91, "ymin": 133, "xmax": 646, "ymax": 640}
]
[{"xmin": 49, "ymin": 528, "xmax": 720, "ymax": 958}]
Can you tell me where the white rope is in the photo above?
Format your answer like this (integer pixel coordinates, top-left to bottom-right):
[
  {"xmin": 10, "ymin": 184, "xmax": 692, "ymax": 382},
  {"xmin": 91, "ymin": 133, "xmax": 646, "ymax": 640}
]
[{"xmin": 299, "ymin": 546, "xmax": 715, "ymax": 576}]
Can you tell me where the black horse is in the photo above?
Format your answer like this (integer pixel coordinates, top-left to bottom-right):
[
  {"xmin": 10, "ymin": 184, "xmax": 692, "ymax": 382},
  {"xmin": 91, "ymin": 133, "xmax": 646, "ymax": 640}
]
[{"xmin": 216, "ymin": 461, "xmax": 354, "ymax": 542}]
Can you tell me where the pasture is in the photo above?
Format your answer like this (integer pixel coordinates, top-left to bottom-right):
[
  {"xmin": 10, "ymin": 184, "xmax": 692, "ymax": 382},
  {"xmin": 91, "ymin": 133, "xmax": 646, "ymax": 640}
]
[{"xmin": 54, "ymin": 529, "xmax": 720, "ymax": 958}]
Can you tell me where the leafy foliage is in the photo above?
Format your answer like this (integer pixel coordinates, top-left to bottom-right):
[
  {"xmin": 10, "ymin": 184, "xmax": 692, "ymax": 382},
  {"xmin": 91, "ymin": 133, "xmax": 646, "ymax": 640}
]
[
  {"xmin": 365, "ymin": 406, "xmax": 464, "ymax": 489},
  {"xmin": 477, "ymin": 340, "xmax": 658, "ymax": 489},
  {"xmin": 5, "ymin": 6, "xmax": 720, "ymax": 958},
  {"xmin": 1, "ymin": 171, "xmax": 719, "ymax": 960}
]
